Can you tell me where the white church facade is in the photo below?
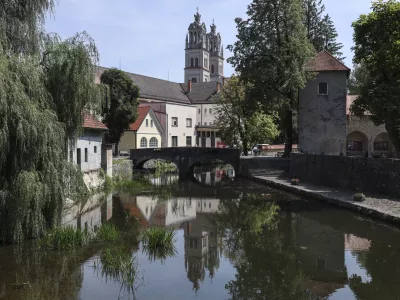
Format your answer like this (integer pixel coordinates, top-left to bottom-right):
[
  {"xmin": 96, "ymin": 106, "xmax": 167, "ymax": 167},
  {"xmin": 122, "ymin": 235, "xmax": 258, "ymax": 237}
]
[{"xmin": 96, "ymin": 10, "xmax": 226, "ymax": 151}]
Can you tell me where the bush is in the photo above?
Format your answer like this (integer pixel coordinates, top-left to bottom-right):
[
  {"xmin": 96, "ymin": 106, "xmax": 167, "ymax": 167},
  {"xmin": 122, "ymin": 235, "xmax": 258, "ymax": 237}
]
[
  {"xmin": 291, "ymin": 178, "xmax": 300, "ymax": 186},
  {"xmin": 353, "ymin": 193, "xmax": 366, "ymax": 202}
]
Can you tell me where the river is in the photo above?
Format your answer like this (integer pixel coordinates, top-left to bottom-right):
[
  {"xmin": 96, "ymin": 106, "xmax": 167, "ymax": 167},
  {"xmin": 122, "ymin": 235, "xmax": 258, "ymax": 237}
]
[{"xmin": 1, "ymin": 168, "xmax": 400, "ymax": 300}]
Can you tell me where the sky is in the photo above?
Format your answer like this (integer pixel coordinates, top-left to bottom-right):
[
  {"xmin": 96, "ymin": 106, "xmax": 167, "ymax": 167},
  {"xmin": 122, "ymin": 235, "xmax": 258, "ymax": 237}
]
[{"xmin": 45, "ymin": 0, "xmax": 373, "ymax": 83}]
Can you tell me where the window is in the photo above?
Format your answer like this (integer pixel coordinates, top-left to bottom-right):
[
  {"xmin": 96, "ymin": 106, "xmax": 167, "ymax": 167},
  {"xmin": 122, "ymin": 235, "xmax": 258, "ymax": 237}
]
[
  {"xmin": 172, "ymin": 117, "xmax": 178, "ymax": 127},
  {"xmin": 151, "ymin": 120, "xmax": 154, "ymax": 127},
  {"xmin": 146, "ymin": 119, "xmax": 148, "ymax": 127},
  {"xmin": 94, "ymin": 146, "xmax": 97, "ymax": 153},
  {"xmin": 149, "ymin": 137, "xmax": 158, "ymax": 148},
  {"xmin": 190, "ymin": 58, "xmax": 194, "ymax": 67},
  {"xmin": 192, "ymin": 77, "xmax": 197, "ymax": 83},
  {"xmin": 318, "ymin": 83, "xmax": 328, "ymax": 95},
  {"xmin": 347, "ymin": 141, "xmax": 362, "ymax": 151},
  {"xmin": 198, "ymin": 108, "xmax": 200, "ymax": 114},
  {"xmin": 204, "ymin": 58, "xmax": 208, "ymax": 68},
  {"xmin": 209, "ymin": 108, "xmax": 212, "ymax": 114},
  {"xmin": 84, "ymin": 148, "xmax": 88, "ymax": 162},
  {"xmin": 206, "ymin": 131, "xmax": 211, "ymax": 137},
  {"xmin": 140, "ymin": 137, "xmax": 147, "ymax": 148},
  {"xmin": 205, "ymin": 78, "xmax": 208, "ymax": 82},
  {"xmin": 186, "ymin": 118, "xmax": 192, "ymax": 127},
  {"xmin": 172, "ymin": 136, "xmax": 178, "ymax": 147},
  {"xmin": 195, "ymin": 57, "xmax": 199, "ymax": 67},
  {"xmin": 186, "ymin": 136, "xmax": 192, "ymax": 146},
  {"xmin": 77, "ymin": 148, "xmax": 81, "ymax": 165},
  {"xmin": 211, "ymin": 65, "xmax": 215, "ymax": 73},
  {"xmin": 374, "ymin": 141, "xmax": 389, "ymax": 151},
  {"xmin": 204, "ymin": 108, "xmax": 207, "ymax": 114}
]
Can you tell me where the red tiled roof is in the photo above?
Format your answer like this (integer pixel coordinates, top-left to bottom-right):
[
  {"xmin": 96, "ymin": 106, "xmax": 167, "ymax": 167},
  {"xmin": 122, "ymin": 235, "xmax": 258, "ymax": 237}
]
[
  {"xmin": 129, "ymin": 106, "xmax": 151, "ymax": 131},
  {"xmin": 83, "ymin": 114, "xmax": 107, "ymax": 130},
  {"xmin": 305, "ymin": 50, "xmax": 350, "ymax": 72},
  {"xmin": 346, "ymin": 95, "xmax": 371, "ymax": 115}
]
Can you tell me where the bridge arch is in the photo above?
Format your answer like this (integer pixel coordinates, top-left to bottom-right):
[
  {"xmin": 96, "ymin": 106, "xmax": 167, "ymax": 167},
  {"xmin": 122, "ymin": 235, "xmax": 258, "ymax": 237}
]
[{"xmin": 130, "ymin": 147, "xmax": 240, "ymax": 176}]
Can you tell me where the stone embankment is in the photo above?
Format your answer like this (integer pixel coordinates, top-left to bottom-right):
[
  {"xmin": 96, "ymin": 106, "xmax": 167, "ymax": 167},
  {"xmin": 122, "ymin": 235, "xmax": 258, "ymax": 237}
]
[
  {"xmin": 239, "ymin": 156, "xmax": 400, "ymax": 225},
  {"xmin": 112, "ymin": 158, "xmax": 133, "ymax": 180}
]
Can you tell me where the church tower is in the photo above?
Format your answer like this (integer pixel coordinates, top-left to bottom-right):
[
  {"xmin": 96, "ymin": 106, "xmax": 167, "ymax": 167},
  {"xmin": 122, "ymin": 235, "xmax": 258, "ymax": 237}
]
[
  {"xmin": 207, "ymin": 20, "xmax": 224, "ymax": 83},
  {"xmin": 184, "ymin": 9, "xmax": 211, "ymax": 83}
]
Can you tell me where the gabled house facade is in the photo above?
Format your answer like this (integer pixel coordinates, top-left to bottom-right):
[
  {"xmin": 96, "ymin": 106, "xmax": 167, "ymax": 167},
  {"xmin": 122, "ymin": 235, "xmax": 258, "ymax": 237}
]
[{"xmin": 118, "ymin": 106, "xmax": 164, "ymax": 151}]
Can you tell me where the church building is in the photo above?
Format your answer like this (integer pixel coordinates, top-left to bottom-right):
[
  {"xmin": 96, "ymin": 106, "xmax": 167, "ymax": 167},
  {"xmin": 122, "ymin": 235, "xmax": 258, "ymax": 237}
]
[{"xmin": 96, "ymin": 9, "xmax": 227, "ymax": 151}]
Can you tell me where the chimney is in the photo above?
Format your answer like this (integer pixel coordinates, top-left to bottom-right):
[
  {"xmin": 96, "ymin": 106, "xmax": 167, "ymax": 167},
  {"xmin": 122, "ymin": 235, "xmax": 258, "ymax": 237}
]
[{"xmin": 188, "ymin": 80, "xmax": 192, "ymax": 92}]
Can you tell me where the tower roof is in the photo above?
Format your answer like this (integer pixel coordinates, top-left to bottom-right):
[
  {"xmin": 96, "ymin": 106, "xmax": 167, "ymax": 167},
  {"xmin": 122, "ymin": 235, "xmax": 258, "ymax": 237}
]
[{"xmin": 305, "ymin": 50, "xmax": 350, "ymax": 73}]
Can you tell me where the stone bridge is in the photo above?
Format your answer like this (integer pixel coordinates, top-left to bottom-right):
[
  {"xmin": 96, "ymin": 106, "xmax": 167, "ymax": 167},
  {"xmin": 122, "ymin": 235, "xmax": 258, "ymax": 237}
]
[{"xmin": 130, "ymin": 147, "xmax": 241, "ymax": 175}]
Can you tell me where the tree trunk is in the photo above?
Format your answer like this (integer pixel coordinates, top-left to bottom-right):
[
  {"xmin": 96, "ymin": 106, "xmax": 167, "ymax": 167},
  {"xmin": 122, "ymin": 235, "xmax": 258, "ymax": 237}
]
[
  {"xmin": 114, "ymin": 142, "xmax": 119, "ymax": 157},
  {"xmin": 283, "ymin": 107, "xmax": 293, "ymax": 157},
  {"xmin": 385, "ymin": 120, "xmax": 400, "ymax": 158}
]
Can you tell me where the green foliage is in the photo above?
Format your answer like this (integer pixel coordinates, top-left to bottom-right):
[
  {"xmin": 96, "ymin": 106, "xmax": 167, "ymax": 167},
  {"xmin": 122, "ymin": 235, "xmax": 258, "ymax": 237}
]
[
  {"xmin": 37, "ymin": 226, "xmax": 92, "ymax": 250},
  {"xmin": 96, "ymin": 223, "xmax": 120, "ymax": 242},
  {"xmin": 351, "ymin": 0, "xmax": 400, "ymax": 157},
  {"xmin": 214, "ymin": 76, "xmax": 279, "ymax": 155},
  {"xmin": 101, "ymin": 68, "xmax": 140, "ymax": 155},
  {"xmin": 141, "ymin": 227, "xmax": 176, "ymax": 248},
  {"xmin": 348, "ymin": 62, "xmax": 368, "ymax": 95},
  {"xmin": 227, "ymin": 0, "xmax": 314, "ymax": 153},
  {"xmin": 302, "ymin": 0, "xmax": 344, "ymax": 59},
  {"xmin": 0, "ymin": 0, "xmax": 55, "ymax": 54},
  {"xmin": 0, "ymin": 1, "xmax": 106, "ymax": 243},
  {"xmin": 42, "ymin": 32, "xmax": 108, "ymax": 146},
  {"xmin": 153, "ymin": 160, "xmax": 178, "ymax": 176}
]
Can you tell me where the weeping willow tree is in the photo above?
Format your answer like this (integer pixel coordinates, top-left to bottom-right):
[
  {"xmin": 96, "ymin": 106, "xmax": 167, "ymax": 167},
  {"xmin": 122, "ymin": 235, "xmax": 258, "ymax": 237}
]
[{"xmin": 0, "ymin": 1, "xmax": 107, "ymax": 243}]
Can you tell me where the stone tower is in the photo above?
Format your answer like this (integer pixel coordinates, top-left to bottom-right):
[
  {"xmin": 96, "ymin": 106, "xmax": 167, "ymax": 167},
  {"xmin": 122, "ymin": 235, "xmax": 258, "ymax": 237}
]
[
  {"xmin": 207, "ymin": 20, "xmax": 224, "ymax": 84},
  {"xmin": 184, "ymin": 10, "xmax": 224, "ymax": 83}
]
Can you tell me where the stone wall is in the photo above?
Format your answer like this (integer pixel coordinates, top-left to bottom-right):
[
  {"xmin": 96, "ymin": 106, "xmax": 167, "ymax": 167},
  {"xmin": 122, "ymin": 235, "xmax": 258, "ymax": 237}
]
[
  {"xmin": 239, "ymin": 157, "xmax": 290, "ymax": 178},
  {"xmin": 289, "ymin": 153, "xmax": 400, "ymax": 197},
  {"xmin": 113, "ymin": 159, "xmax": 133, "ymax": 180}
]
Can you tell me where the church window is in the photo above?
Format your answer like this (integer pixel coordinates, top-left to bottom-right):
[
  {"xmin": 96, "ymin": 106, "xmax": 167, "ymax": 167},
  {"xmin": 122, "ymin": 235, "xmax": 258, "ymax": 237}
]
[
  {"xmin": 211, "ymin": 65, "xmax": 215, "ymax": 73},
  {"xmin": 192, "ymin": 77, "xmax": 197, "ymax": 83},
  {"xmin": 190, "ymin": 58, "xmax": 194, "ymax": 67},
  {"xmin": 195, "ymin": 57, "xmax": 199, "ymax": 67}
]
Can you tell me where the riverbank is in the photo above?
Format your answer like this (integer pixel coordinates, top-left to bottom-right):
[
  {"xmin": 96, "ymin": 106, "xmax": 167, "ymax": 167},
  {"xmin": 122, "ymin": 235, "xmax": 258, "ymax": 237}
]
[{"xmin": 246, "ymin": 174, "xmax": 400, "ymax": 225}]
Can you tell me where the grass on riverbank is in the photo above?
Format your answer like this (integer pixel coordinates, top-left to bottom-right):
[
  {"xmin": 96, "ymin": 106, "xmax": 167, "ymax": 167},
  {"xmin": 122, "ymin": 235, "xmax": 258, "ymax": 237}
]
[
  {"xmin": 141, "ymin": 227, "xmax": 177, "ymax": 263},
  {"xmin": 37, "ymin": 226, "xmax": 92, "ymax": 250},
  {"xmin": 38, "ymin": 222, "xmax": 121, "ymax": 250}
]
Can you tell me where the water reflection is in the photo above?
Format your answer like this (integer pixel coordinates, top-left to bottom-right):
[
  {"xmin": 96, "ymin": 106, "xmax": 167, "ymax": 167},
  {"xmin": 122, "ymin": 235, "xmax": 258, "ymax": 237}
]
[{"xmin": 2, "ymin": 175, "xmax": 400, "ymax": 299}]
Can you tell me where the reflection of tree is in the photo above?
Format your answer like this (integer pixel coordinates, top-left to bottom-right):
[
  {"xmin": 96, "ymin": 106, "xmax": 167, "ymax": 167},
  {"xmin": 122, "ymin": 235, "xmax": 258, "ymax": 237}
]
[
  {"xmin": 349, "ymin": 241, "xmax": 400, "ymax": 299},
  {"xmin": 0, "ymin": 242, "xmax": 100, "ymax": 300},
  {"xmin": 216, "ymin": 195, "xmax": 317, "ymax": 300}
]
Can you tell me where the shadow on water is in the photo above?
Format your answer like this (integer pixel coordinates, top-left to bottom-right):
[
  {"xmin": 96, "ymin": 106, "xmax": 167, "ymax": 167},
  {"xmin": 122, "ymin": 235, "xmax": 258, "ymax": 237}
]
[{"xmin": 1, "ymin": 166, "xmax": 400, "ymax": 299}]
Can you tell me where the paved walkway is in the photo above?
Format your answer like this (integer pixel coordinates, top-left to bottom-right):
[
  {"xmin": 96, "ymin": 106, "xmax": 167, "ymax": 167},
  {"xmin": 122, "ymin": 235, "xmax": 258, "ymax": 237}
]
[{"xmin": 250, "ymin": 175, "xmax": 400, "ymax": 225}]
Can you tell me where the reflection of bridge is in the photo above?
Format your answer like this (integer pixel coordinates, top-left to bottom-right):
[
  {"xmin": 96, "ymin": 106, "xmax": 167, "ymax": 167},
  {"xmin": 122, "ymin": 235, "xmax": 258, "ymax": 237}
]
[{"xmin": 130, "ymin": 147, "xmax": 240, "ymax": 175}]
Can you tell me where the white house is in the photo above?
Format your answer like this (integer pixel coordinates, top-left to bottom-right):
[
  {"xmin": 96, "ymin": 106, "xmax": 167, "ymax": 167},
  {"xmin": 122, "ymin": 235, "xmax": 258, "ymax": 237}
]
[
  {"xmin": 69, "ymin": 114, "xmax": 107, "ymax": 172},
  {"xmin": 118, "ymin": 106, "xmax": 164, "ymax": 151}
]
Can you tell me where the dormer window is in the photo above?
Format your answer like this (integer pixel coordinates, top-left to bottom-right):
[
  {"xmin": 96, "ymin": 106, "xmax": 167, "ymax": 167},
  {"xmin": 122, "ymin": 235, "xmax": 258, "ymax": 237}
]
[{"xmin": 318, "ymin": 83, "xmax": 328, "ymax": 95}]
